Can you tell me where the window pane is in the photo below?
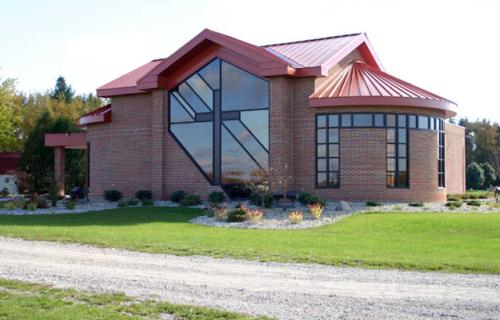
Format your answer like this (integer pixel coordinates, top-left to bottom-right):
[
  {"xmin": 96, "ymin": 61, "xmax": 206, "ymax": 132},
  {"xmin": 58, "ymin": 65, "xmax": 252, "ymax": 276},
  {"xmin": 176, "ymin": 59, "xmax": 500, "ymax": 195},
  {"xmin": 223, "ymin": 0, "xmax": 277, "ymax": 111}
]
[
  {"xmin": 186, "ymin": 73, "xmax": 213, "ymax": 109},
  {"xmin": 170, "ymin": 95, "xmax": 194, "ymax": 123},
  {"xmin": 329, "ymin": 144, "xmax": 339, "ymax": 157},
  {"xmin": 328, "ymin": 172, "xmax": 339, "ymax": 186},
  {"xmin": 171, "ymin": 122, "xmax": 213, "ymax": 181},
  {"xmin": 317, "ymin": 144, "xmax": 326, "ymax": 157},
  {"xmin": 387, "ymin": 129, "xmax": 396, "ymax": 143},
  {"xmin": 221, "ymin": 61, "xmax": 269, "ymax": 111},
  {"xmin": 341, "ymin": 114, "xmax": 351, "ymax": 127},
  {"xmin": 409, "ymin": 115, "xmax": 417, "ymax": 128},
  {"xmin": 328, "ymin": 128, "xmax": 339, "ymax": 143},
  {"xmin": 387, "ymin": 158, "xmax": 396, "ymax": 171},
  {"xmin": 317, "ymin": 173, "xmax": 327, "ymax": 187},
  {"xmin": 329, "ymin": 158, "xmax": 339, "ymax": 171},
  {"xmin": 398, "ymin": 145, "xmax": 407, "ymax": 157},
  {"xmin": 317, "ymin": 115, "xmax": 327, "ymax": 128},
  {"xmin": 398, "ymin": 158, "xmax": 407, "ymax": 171},
  {"xmin": 223, "ymin": 120, "xmax": 268, "ymax": 170},
  {"xmin": 374, "ymin": 114, "xmax": 384, "ymax": 127},
  {"xmin": 198, "ymin": 59, "xmax": 220, "ymax": 90},
  {"xmin": 398, "ymin": 115, "xmax": 407, "ymax": 127},
  {"xmin": 328, "ymin": 115, "xmax": 339, "ymax": 127},
  {"xmin": 418, "ymin": 116, "xmax": 429, "ymax": 129},
  {"xmin": 430, "ymin": 117, "xmax": 435, "ymax": 130},
  {"xmin": 353, "ymin": 113, "xmax": 372, "ymax": 127},
  {"xmin": 317, "ymin": 129, "xmax": 326, "ymax": 143},
  {"xmin": 240, "ymin": 110, "xmax": 269, "ymax": 149},
  {"xmin": 387, "ymin": 172, "xmax": 396, "ymax": 187},
  {"xmin": 172, "ymin": 92, "xmax": 195, "ymax": 117},
  {"xmin": 398, "ymin": 172, "xmax": 408, "ymax": 186},
  {"xmin": 387, "ymin": 144, "xmax": 395, "ymax": 157},
  {"xmin": 398, "ymin": 129, "xmax": 407, "ymax": 143},
  {"xmin": 221, "ymin": 126, "xmax": 262, "ymax": 185},
  {"xmin": 317, "ymin": 158, "xmax": 327, "ymax": 171},
  {"xmin": 386, "ymin": 114, "xmax": 396, "ymax": 127},
  {"xmin": 178, "ymin": 83, "xmax": 210, "ymax": 113}
]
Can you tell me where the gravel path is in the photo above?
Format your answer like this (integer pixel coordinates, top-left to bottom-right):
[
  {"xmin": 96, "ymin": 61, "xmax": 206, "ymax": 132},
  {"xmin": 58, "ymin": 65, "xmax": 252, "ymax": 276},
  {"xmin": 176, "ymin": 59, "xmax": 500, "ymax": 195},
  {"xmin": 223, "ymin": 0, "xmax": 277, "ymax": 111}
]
[{"xmin": 0, "ymin": 237, "xmax": 498, "ymax": 320}]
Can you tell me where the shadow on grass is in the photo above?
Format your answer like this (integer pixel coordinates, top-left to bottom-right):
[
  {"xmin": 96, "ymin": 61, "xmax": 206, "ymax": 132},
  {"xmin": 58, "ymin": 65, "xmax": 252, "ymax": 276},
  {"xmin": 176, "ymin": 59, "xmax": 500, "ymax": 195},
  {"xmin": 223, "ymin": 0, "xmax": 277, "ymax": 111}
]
[{"xmin": 0, "ymin": 207, "xmax": 204, "ymax": 227}]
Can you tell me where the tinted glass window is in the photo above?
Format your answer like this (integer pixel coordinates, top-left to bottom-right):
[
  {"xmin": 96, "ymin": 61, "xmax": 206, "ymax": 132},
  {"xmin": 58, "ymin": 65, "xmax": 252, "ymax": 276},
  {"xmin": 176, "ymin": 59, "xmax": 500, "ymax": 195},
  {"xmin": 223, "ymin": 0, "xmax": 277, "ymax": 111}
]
[
  {"xmin": 186, "ymin": 73, "xmax": 213, "ymax": 109},
  {"xmin": 418, "ymin": 116, "xmax": 429, "ymax": 129},
  {"xmin": 317, "ymin": 115, "xmax": 327, "ymax": 128},
  {"xmin": 178, "ymin": 83, "xmax": 210, "ymax": 113},
  {"xmin": 328, "ymin": 115, "xmax": 339, "ymax": 127},
  {"xmin": 329, "ymin": 129, "xmax": 339, "ymax": 143},
  {"xmin": 374, "ymin": 114, "xmax": 384, "ymax": 127},
  {"xmin": 221, "ymin": 61, "xmax": 269, "ymax": 111},
  {"xmin": 353, "ymin": 114, "xmax": 372, "ymax": 127},
  {"xmin": 223, "ymin": 120, "xmax": 268, "ymax": 170},
  {"xmin": 386, "ymin": 114, "xmax": 396, "ymax": 127},
  {"xmin": 170, "ymin": 95, "xmax": 194, "ymax": 123},
  {"xmin": 341, "ymin": 114, "xmax": 351, "ymax": 127},
  {"xmin": 198, "ymin": 59, "xmax": 220, "ymax": 90},
  {"xmin": 240, "ymin": 110, "xmax": 269, "ymax": 149},
  {"xmin": 398, "ymin": 115, "xmax": 407, "ymax": 127},
  {"xmin": 408, "ymin": 115, "xmax": 417, "ymax": 128}
]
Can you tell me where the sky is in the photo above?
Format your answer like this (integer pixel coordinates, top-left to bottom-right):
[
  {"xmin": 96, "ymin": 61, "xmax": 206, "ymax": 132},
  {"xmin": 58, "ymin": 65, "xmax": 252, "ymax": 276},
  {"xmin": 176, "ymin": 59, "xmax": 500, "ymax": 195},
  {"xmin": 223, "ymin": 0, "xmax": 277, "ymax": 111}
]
[{"xmin": 1, "ymin": 0, "xmax": 499, "ymax": 122}]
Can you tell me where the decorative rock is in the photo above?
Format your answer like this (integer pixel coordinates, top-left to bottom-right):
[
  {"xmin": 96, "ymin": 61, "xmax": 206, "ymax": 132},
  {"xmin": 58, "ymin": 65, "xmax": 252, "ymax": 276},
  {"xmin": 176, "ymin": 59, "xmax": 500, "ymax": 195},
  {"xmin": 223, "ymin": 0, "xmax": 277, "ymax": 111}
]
[{"xmin": 336, "ymin": 201, "xmax": 351, "ymax": 211}]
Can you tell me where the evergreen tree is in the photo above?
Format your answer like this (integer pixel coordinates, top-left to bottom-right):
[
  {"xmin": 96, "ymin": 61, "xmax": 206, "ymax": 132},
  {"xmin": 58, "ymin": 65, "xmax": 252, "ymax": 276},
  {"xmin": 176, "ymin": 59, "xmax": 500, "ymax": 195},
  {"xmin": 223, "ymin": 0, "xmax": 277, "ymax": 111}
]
[
  {"xmin": 50, "ymin": 76, "xmax": 74, "ymax": 103},
  {"xmin": 480, "ymin": 162, "xmax": 496, "ymax": 188},
  {"xmin": 466, "ymin": 162, "xmax": 484, "ymax": 190}
]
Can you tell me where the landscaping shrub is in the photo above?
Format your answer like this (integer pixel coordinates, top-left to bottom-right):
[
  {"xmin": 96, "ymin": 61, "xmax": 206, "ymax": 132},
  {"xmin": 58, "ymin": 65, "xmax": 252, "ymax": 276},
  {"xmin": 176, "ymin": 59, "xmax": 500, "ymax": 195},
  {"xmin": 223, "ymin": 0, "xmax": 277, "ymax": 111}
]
[
  {"xmin": 227, "ymin": 208, "xmax": 248, "ymax": 222},
  {"xmin": 408, "ymin": 202, "xmax": 424, "ymax": 207},
  {"xmin": 288, "ymin": 211, "xmax": 304, "ymax": 224},
  {"xmin": 104, "ymin": 190, "xmax": 122, "ymax": 202},
  {"xmin": 446, "ymin": 201, "xmax": 463, "ymax": 209},
  {"xmin": 466, "ymin": 200, "xmax": 481, "ymax": 207},
  {"xmin": 180, "ymin": 193, "xmax": 200, "ymax": 206},
  {"xmin": 308, "ymin": 195, "xmax": 326, "ymax": 207},
  {"xmin": 249, "ymin": 191, "xmax": 273, "ymax": 208},
  {"xmin": 246, "ymin": 208, "xmax": 264, "ymax": 223},
  {"xmin": 366, "ymin": 201, "xmax": 382, "ymax": 207},
  {"xmin": 170, "ymin": 190, "xmax": 186, "ymax": 203},
  {"xmin": 208, "ymin": 191, "xmax": 226, "ymax": 203},
  {"xmin": 47, "ymin": 181, "xmax": 59, "ymax": 207},
  {"xmin": 5, "ymin": 201, "xmax": 17, "ymax": 210},
  {"xmin": 36, "ymin": 197, "xmax": 49, "ymax": 209},
  {"xmin": 447, "ymin": 194, "xmax": 461, "ymax": 202},
  {"xmin": 298, "ymin": 192, "xmax": 312, "ymax": 205},
  {"xmin": 308, "ymin": 203, "xmax": 323, "ymax": 219},
  {"xmin": 117, "ymin": 200, "xmax": 127, "ymax": 208},
  {"xmin": 214, "ymin": 208, "xmax": 229, "ymax": 221},
  {"xmin": 141, "ymin": 199, "xmax": 154, "ymax": 206},
  {"xmin": 64, "ymin": 201, "xmax": 76, "ymax": 210},
  {"xmin": 26, "ymin": 202, "xmax": 37, "ymax": 211},
  {"xmin": 135, "ymin": 190, "xmax": 153, "ymax": 201},
  {"xmin": 126, "ymin": 198, "xmax": 139, "ymax": 206}
]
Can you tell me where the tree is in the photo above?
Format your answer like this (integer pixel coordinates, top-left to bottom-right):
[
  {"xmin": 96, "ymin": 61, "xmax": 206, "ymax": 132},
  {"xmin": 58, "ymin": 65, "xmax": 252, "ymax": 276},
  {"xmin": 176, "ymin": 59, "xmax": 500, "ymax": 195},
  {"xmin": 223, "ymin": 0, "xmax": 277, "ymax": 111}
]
[
  {"xmin": 466, "ymin": 162, "xmax": 484, "ymax": 190},
  {"xmin": 480, "ymin": 162, "xmax": 496, "ymax": 188},
  {"xmin": 0, "ymin": 77, "xmax": 22, "ymax": 151},
  {"xmin": 18, "ymin": 112, "xmax": 86, "ymax": 194},
  {"xmin": 50, "ymin": 76, "xmax": 74, "ymax": 103}
]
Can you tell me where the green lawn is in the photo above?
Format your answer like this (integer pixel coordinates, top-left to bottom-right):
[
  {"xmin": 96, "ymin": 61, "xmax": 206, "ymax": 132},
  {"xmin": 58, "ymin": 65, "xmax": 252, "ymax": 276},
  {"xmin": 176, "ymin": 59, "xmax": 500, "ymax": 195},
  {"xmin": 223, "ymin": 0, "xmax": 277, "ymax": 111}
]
[
  {"xmin": 0, "ymin": 208, "xmax": 498, "ymax": 273},
  {"xmin": 0, "ymin": 278, "xmax": 265, "ymax": 320}
]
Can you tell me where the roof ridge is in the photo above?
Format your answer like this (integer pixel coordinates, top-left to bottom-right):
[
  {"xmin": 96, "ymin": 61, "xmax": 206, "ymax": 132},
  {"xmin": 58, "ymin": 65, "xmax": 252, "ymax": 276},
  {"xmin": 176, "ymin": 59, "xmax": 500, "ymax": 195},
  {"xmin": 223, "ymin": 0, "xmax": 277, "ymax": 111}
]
[{"xmin": 261, "ymin": 33, "xmax": 363, "ymax": 47}]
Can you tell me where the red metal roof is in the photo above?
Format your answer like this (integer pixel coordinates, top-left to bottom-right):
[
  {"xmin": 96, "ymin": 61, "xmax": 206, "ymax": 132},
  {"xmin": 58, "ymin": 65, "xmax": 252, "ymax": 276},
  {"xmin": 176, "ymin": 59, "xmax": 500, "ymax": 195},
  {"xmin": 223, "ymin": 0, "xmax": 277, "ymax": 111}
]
[
  {"xmin": 309, "ymin": 61, "xmax": 457, "ymax": 117},
  {"xmin": 96, "ymin": 29, "xmax": 381, "ymax": 97},
  {"xmin": 78, "ymin": 104, "xmax": 112, "ymax": 126}
]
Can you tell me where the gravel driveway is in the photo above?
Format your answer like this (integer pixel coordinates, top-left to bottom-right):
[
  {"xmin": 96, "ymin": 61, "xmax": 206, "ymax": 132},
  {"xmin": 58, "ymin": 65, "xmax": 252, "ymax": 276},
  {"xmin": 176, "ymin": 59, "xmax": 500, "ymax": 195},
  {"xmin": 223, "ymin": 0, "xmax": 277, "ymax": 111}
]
[{"xmin": 0, "ymin": 237, "xmax": 498, "ymax": 320}]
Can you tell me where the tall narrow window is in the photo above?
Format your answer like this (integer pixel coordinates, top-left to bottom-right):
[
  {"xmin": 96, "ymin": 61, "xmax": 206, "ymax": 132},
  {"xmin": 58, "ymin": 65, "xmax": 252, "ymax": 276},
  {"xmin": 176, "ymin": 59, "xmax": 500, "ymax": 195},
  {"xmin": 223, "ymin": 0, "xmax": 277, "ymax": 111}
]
[
  {"xmin": 387, "ymin": 114, "xmax": 409, "ymax": 188},
  {"xmin": 316, "ymin": 114, "xmax": 339, "ymax": 188},
  {"xmin": 438, "ymin": 119, "xmax": 445, "ymax": 187}
]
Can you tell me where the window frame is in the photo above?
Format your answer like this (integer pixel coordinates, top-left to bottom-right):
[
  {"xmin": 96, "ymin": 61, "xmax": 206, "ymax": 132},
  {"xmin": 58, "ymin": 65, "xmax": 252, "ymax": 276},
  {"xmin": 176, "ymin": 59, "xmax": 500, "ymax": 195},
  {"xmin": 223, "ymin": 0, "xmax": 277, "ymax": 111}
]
[{"xmin": 315, "ymin": 113, "xmax": 340, "ymax": 189}]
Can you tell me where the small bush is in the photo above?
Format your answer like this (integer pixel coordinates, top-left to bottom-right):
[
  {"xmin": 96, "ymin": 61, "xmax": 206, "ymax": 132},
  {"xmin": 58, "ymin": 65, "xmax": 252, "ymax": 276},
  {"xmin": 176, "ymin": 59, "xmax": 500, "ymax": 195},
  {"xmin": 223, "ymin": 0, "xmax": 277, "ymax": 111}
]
[
  {"xmin": 36, "ymin": 197, "xmax": 49, "ymax": 209},
  {"xmin": 447, "ymin": 194, "xmax": 461, "ymax": 202},
  {"xmin": 170, "ymin": 190, "xmax": 186, "ymax": 203},
  {"xmin": 297, "ymin": 192, "xmax": 312, "ymax": 205},
  {"xmin": 117, "ymin": 200, "xmax": 127, "ymax": 208},
  {"xmin": 214, "ymin": 208, "xmax": 229, "ymax": 221},
  {"xmin": 366, "ymin": 201, "xmax": 382, "ymax": 207},
  {"xmin": 408, "ymin": 202, "xmax": 424, "ymax": 207},
  {"xmin": 466, "ymin": 200, "xmax": 481, "ymax": 207},
  {"xmin": 308, "ymin": 203, "xmax": 324, "ymax": 219},
  {"xmin": 104, "ymin": 190, "xmax": 122, "ymax": 202},
  {"xmin": 249, "ymin": 192, "xmax": 273, "ymax": 208},
  {"xmin": 208, "ymin": 191, "xmax": 226, "ymax": 203},
  {"xmin": 180, "ymin": 193, "xmax": 200, "ymax": 206},
  {"xmin": 26, "ymin": 202, "xmax": 37, "ymax": 211},
  {"xmin": 247, "ymin": 208, "xmax": 264, "ymax": 223},
  {"xmin": 288, "ymin": 211, "xmax": 304, "ymax": 224},
  {"xmin": 227, "ymin": 208, "xmax": 248, "ymax": 222},
  {"xmin": 445, "ymin": 201, "xmax": 463, "ymax": 209},
  {"xmin": 135, "ymin": 190, "xmax": 153, "ymax": 201},
  {"xmin": 5, "ymin": 201, "xmax": 17, "ymax": 210},
  {"xmin": 141, "ymin": 199, "xmax": 154, "ymax": 206},
  {"xmin": 308, "ymin": 195, "xmax": 326, "ymax": 207},
  {"xmin": 64, "ymin": 201, "xmax": 76, "ymax": 210},
  {"xmin": 126, "ymin": 198, "xmax": 139, "ymax": 206}
]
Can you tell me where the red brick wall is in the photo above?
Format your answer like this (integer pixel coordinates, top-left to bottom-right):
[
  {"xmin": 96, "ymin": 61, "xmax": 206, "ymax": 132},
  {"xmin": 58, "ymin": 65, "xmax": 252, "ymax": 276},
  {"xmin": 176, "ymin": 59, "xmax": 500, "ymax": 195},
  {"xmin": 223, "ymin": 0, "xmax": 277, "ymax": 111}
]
[{"xmin": 445, "ymin": 122, "xmax": 466, "ymax": 194}]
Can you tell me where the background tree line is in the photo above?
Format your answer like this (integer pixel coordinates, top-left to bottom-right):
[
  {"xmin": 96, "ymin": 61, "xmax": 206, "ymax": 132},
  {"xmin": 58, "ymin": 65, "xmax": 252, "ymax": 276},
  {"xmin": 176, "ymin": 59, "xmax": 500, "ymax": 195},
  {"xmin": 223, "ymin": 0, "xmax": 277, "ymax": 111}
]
[{"xmin": 0, "ymin": 74, "xmax": 105, "ymax": 194}]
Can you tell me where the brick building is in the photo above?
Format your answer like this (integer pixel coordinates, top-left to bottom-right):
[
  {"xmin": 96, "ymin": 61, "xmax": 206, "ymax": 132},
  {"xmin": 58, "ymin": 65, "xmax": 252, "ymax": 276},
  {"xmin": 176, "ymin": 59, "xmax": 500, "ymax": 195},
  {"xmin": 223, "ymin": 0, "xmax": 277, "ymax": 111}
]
[{"xmin": 75, "ymin": 29, "xmax": 465, "ymax": 202}]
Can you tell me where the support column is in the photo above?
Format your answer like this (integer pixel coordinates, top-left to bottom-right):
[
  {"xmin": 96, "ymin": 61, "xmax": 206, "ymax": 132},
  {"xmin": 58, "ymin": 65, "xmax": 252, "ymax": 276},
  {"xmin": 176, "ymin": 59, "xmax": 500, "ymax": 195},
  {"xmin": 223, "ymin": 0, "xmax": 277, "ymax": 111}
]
[
  {"xmin": 151, "ymin": 90, "xmax": 166, "ymax": 199},
  {"xmin": 54, "ymin": 147, "xmax": 65, "ymax": 197}
]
